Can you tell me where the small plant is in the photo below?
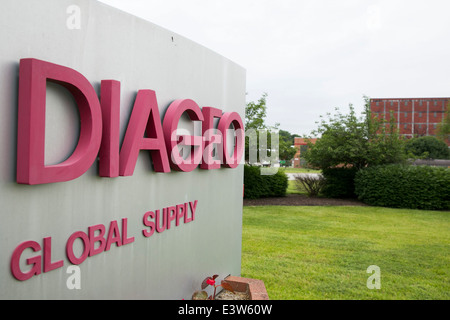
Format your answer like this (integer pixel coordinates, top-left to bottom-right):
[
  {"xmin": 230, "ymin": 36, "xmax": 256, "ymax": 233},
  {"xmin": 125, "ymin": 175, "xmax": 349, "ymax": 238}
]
[
  {"xmin": 192, "ymin": 275, "xmax": 235, "ymax": 300},
  {"xmin": 294, "ymin": 173, "xmax": 326, "ymax": 197}
]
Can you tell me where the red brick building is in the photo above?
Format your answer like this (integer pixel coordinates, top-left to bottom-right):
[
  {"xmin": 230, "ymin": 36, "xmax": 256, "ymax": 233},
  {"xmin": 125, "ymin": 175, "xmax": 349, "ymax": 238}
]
[
  {"xmin": 293, "ymin": 138, "xmax": 318, "ymax": 168},
  {"xmin": 370, "ymin": 98, "xmax": 449, "ymax": 140}
]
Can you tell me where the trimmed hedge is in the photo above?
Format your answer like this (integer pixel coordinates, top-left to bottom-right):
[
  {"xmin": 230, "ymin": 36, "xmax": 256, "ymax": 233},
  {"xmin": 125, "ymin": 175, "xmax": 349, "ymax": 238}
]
[
  {"xmin": 244, "ymin": 165, "xmax": 288, "ymax": 199},
  {"xmin": 355, "ymin": 164, "xmax": 450, "ymax": 210},
  {"xmin": 321, "ymin": 167, "xmax": 358, "ymax": 198}
]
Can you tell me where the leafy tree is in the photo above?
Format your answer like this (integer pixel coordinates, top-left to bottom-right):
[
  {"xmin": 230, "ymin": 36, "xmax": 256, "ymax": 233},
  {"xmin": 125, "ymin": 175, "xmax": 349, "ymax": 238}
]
[
  {"xmin": 245, "ymin": 92, "xmax": 268, "ymax": 130},
  {"xmin": 304, "ymin": 97, "xmax": 406, "ymax": 170},
  {"xmin": 245, "ymin": 93, "xmax": 267, "ymax": 163},
  {"xmin": 436, "ymin": 101, "xmax": 450, "ymax": 145},
  {"xmin": 405, "ymin": 136, "xmax": 450, "ymax": 159},
  {"xmin": 279, "ymin": 129, "xmax": 300, "ymax": 146},
  {"xmin": 278, "ymin": 129, "xmax": 298, "ymax": 163},
  {"xmin": 244, "ymin": 93, "xmax": 297, "ymax": 164},
  {"xmin": 278, "ymin": 137, "xmax": 297, "ymax": 162}
]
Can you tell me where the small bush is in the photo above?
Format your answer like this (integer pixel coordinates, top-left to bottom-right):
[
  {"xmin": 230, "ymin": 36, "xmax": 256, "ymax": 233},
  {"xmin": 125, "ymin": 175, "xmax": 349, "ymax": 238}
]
[
  {"xmin": 294, "ymin": 174, "xmax": 326, "ymax": 197},
  {"xmin": 405, "ymin": 136, "xmax": 450, "ymax": 159},
  {"xmin": 244, "ymin": 165, "xmax": 288, "ymax": 199},
  {"xmin": 321, "ymin": 167, "xmax": 359, "ymax": 198},
  {"xmin": 355, "ymin": 164, "xmax": 450, "ymax": 210}
]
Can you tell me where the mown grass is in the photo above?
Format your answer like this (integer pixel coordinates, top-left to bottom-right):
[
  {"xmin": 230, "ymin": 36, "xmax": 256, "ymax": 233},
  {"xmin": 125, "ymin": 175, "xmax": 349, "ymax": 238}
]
[
  {"xmin": 241, "ymin": 206, "xmax": 450, "ymax": 300},
  {"xmin": 286, "ymin": 180, "xmax": 305, "ymax": 195},
  {"xmin": 280, "ymin": 168, "xmax": 322, "ymax": 174}
]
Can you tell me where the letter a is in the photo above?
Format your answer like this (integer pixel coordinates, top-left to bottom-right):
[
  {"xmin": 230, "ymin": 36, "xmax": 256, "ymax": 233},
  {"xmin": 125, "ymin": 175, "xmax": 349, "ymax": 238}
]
[
  {"xmin": 66, "ymin": 5, "xmax": 81, "ymax": 30},
  {"xmin": 66, "ymin": 266, "xmax": 81, "ymax": 290},
  {"xmin": 119, "ymin": 90, "xmax": 170, "ymax": 176},
  {"xmin": 367, "ymin": 265, "xmax": 381, "ymax": 289}
]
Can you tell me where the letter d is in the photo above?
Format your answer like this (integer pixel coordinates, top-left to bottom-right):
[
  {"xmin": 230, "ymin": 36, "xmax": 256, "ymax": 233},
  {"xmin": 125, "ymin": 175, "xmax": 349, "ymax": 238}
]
[{"xmin": 17, "ymin": 58, "xmax": 102, "ymax": 184}]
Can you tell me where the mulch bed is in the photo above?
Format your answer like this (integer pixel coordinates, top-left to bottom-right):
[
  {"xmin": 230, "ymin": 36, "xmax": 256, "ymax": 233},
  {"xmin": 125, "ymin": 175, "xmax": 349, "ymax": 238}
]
[{"xmin": 243, "ymin": 193, "xmax": 367, "ymax": 206}]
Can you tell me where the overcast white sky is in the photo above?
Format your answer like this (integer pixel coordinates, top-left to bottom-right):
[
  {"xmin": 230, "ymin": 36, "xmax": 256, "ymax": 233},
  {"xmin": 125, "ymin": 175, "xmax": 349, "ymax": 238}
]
[{"xmin": 98, "ymin": 0, "xmax": 450, "ymax": 136}]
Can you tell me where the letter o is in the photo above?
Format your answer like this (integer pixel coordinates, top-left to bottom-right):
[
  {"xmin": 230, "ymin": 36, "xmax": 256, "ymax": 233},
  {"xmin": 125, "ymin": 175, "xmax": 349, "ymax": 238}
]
[
  {"xmin": 218, "ymin": 112, "xmax": 244, "ymax": 168},
  {"xmin": 66, "ymin": 231, "xmax": 90, "ymax": 265}
]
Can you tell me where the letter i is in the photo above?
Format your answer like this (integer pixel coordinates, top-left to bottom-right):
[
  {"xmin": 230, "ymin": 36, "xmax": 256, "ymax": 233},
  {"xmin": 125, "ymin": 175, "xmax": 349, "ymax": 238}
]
[{"xmin": 99, "ymin": 80, "xmax": 120, "ymax": 177}]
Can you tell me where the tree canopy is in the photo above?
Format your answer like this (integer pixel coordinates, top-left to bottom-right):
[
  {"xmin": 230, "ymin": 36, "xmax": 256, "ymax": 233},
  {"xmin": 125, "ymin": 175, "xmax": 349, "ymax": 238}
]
[
  {"xmin": 436, "ymin": 101, "xmax": 450, "ymax": 145},
  {"xmin": 245, "ymin": 92, "xmax": 268, "ymax": 130},
  {"xmin": 304, "ymin": 97, "xmax": 406, "ymax": 170}
]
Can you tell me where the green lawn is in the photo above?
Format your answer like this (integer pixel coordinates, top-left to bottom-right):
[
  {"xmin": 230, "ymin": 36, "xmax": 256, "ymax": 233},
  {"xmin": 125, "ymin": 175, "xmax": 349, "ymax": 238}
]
[
  {"xmin": 241, "ymin": 206, "xmax": 450, "ymax": 300},
  {"xmin": 287, "ymin": 180, "xmax": 308, "ymax": 195}
]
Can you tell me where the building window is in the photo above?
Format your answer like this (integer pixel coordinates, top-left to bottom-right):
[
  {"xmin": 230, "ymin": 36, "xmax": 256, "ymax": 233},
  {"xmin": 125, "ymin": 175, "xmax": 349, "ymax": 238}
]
[
  {"xmin": 434, "ymin": 112, "xmax": 437, "ymax": 117},
  {"xmin": 419, "ymin": 112, "xmax": 422, "ymax": 118},
  {"xmin": 405, "ymin": 101, "xmax": 408, "ymax": 106},
  {"xmin": 404, "ymin": 112, "xmax": 407, "ymax": 117},
  {"xmin": 404, "ymin": 124, "xmax": 407, "ymax": 129}
]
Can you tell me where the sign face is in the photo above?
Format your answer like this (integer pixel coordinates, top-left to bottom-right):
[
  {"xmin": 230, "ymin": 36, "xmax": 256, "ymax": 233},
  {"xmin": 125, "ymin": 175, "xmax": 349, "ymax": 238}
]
[
  {"xmin": 0, "ymin": 0, "xmax": 245, "ymax": 299},
  {"xmin": 17, "ymin": 58, "xmax": 244, "ymax": 185}
]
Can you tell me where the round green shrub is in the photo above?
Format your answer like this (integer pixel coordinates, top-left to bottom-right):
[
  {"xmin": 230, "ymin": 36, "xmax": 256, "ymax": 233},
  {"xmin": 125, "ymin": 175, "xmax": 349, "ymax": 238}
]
[
  {"xmin": 244, "ymin": 165, "xmax": 288, "ymax": 199},
  {"xmin": 405, "ymin": 136, "xmax": 450, "ymax": 159},
  {"xmin": 355, "ymin": 164, "xmax": 450, "ymax": 210}
]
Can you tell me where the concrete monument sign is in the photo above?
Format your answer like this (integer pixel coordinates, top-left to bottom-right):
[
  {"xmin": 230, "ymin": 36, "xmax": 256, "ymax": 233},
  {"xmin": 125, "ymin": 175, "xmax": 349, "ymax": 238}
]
[{"xmin": 0, "ymin": 0, "xmax": 245, "ymax": 299}]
